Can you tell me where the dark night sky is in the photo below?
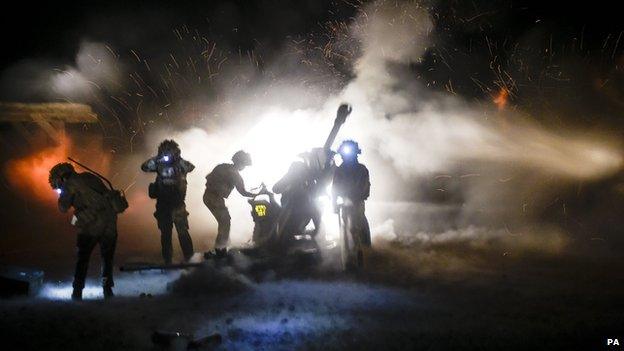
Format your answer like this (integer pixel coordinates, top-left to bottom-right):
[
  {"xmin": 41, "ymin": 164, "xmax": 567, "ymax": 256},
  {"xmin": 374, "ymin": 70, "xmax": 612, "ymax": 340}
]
[
  {"xmin": 0, "ymin": 0, "xmax": 622, "ymax": 134},
  {"xmin": 1, "ymin": 0, "xmax": 622, "ymax": 67},
  {"xmin": 0, "ymin": 0, "xmax": 349, "ymax": 66}
]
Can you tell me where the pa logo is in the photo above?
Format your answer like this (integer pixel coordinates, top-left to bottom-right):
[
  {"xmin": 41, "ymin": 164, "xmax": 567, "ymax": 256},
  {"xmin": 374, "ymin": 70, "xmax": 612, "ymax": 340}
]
[{"xmin": 607, "ymin": 338, "xmax": 620, "ymax": 346}]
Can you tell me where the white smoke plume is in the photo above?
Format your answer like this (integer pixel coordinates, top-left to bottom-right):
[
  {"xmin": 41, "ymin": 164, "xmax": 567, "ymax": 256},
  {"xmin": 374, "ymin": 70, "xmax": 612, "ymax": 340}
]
[
  {"xmin": 50, "ymin": 40, "xmax": 123, "ymax": 100},
  {"xmin": 0, "ymin": 40, "xmax": 123, "ymax": 102},
  {"xmin": 132, "ymin": 0, "xmax": 621, "ymax": 254}
]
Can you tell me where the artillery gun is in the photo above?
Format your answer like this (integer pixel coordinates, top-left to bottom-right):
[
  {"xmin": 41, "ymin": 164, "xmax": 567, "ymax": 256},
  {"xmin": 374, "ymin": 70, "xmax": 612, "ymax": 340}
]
[{"xmin": 120, "ymin": 104, "xmax": 352, "ymax": 273}]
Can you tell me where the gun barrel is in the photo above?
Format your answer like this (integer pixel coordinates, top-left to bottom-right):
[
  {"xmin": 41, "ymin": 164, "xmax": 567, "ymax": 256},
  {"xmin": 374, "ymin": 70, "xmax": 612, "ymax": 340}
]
[
  {"xmin": 323, "ymin": 121, "xmax": 342, "ymax": 150},
  {"xmin": 323, "ymin": 104, "xmax": 351, "ymax": 150}
]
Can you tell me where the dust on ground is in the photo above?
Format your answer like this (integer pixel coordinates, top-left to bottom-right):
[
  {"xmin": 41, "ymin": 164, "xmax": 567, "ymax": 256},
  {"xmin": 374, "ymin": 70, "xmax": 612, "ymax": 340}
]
[{"xmin": 1, "ymin": 240, "xmax": 623, "ymax": 351}]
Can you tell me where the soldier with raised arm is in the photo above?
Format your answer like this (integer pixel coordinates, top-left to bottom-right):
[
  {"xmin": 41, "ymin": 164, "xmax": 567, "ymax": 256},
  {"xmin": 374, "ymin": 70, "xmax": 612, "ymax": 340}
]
[
  {"xmin": 203, "ymin": 150, "xmax": 255, "ymax": 257},
  {"xmin": 141, "ymin": 140, "xmax": 195, "ymax": 264}
]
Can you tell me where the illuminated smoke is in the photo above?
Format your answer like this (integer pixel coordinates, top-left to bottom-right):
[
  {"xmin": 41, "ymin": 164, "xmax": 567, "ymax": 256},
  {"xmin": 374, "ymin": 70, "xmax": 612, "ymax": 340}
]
[
  {"xmin": 4, "ymin": 0, "xmax": 615, "ymax": 256},
  {"xmin": 4, "ymin": 135, "xmax": 71, "ymax": 204},
  {"xmin": 134, "ymin": 0, "xmax": 622, "ymax": 252},
  {"xmin": 4, "ymin": 133, "xmax": 113, "ymax": 206},
  {"xmin": 130, "ymin": 1, "xmax": 621, "ymax": 253},
  {"xmin": 51, "ymin": 41, "xmax": 122, "ymax": 101},
  {"xmin": 336, "ymin": 1, "xmax": 621, "ymax": 179}
]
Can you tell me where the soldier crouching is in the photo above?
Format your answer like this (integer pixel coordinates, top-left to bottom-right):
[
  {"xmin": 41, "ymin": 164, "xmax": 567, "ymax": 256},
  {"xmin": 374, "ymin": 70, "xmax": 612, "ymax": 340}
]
[{"xmin": 49, "ymin": 162, "xmax": 118, "ymax": 300}]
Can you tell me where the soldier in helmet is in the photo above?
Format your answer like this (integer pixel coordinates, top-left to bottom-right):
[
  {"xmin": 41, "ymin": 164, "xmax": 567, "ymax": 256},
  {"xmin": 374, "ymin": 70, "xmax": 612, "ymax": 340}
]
[
  {"xmin": 272, "ymin": 148, "xmax": 333, "ymax": 240},
  {"xmin": 332, "ymin": 140, "xmax": 371, "ymax": 250},
  {"xmin": 49, "ymin": 162, "xmax": 118, "ymax": 300},
  {"xmin": 141, "ymin": 140, "xmax": 195, "ymax": 264},
  {"xmin": 203, "ymin": 150, "xmax": 256, "ymax": 256}
]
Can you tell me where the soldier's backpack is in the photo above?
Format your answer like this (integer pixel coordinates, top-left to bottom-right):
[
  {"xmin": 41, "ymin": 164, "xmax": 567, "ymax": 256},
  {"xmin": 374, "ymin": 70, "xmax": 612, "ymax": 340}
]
[{"xmin": 106, "ymin": 188, "xmax": 129, "ymax": 213}]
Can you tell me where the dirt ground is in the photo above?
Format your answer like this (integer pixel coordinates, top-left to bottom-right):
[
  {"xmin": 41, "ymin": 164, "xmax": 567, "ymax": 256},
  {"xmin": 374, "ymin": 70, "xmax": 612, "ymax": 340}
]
[{"xmin": 1, "ymin": 242, "xmax": 622, "ymax": 351}]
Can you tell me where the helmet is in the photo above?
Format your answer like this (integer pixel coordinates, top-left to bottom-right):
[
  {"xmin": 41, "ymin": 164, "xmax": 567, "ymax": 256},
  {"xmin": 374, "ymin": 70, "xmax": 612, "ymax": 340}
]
[
  {"xmin": 337, "ymin": 140, "xmax": 361, "ymax": 158},
  {"xmin": 49, "ymin": 162, "xmax": 75, "ymax": 189},
  {"xmin": 232, "ymin": 150, "xmax": 252, "ymax": 166},
  {"xmin": 158, "ymin": 139, "xmax": 181, "ymax": 157}
]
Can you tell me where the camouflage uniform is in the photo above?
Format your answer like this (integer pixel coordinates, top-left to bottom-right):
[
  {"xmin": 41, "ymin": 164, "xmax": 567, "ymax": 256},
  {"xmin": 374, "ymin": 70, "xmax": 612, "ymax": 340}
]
[
  {"xmin": 203, "ymin": 163, "xmax": 249, "ymax": 249},
  {"xmin": 272, "ymin": 161, "xmax": 322, "ymax": 237},
  {"xmin": 333, "ymin": 161, "xmax": 371, "ymax": 247},
  {"xmin": 203, "ymin": 151, "xmax": 253, "ymax": 253},
  {"xmin": 141, "ymin": 155, "xmax": 195, "ymax": 264},
  {"xmin": 56, "ymin": 171, "xmax": 118, "ymax": 292}
]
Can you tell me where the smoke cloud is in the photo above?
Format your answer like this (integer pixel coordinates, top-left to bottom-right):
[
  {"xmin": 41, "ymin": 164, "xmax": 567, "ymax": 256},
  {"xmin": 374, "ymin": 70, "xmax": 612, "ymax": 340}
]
[
  {"xmin": 2, "ymin": 0, "xmax": 622, "ymax": 264},
  {"xmin": 131, "ymin": 0, "xmax": 622, "ymax": 254},
  {"xmin": 50, "ymin": 41, "xmax": 123, "ymax": 100}
]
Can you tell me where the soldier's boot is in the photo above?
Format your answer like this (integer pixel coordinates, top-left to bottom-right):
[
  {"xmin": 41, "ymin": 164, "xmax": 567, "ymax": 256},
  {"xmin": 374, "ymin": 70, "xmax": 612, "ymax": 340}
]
[
  {"xmin": 103, "ymin": 286, "xmax": 114, "ymax": 299},
  {"xmin": 215, "ymin": 248, "xmax": 228, "ymax": 258},
  {"xmin": 71, "ymin": 289, "xmax": 83, "ymax": 301},
  {"xmin": 178, "ymin": 230, "xmax": 194, "ymax": 262}
]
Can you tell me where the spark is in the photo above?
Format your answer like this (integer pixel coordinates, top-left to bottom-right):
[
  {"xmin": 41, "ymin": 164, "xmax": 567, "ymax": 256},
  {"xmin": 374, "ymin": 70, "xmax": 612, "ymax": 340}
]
[{"xmin": 493, "ymin": 87, "xmax": 509, "ymax": 110}]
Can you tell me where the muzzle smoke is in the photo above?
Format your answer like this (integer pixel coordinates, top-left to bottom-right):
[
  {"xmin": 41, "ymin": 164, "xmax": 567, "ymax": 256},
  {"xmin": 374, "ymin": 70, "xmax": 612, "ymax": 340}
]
[
  {"xmin": 2, "ymin": 0, "xmax": 620, "ymax": 260},
  {"xmin": 136, "ymin": 0, "xmax": 621, "ymax": 252}
]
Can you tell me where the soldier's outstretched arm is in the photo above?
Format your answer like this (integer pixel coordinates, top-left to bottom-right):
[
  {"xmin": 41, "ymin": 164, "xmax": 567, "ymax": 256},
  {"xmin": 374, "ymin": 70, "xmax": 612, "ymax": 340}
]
[
  {"xmin": 141, "ymin": 157, "xmax": 158, "ymax": 172},
  {"xmin": 235, "ymin": 174, "xmax": 255, "ymax": 198}
]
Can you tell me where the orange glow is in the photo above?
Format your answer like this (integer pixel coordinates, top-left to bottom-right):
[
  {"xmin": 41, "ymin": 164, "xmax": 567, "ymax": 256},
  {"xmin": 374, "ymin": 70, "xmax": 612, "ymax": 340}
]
[
  {"xmin": 5, "ymin": 136, "xmax": 72, "ymax": 203},
  {"xmin": 4, "ymin": 135, "xmax": 112, "ymax": 205},
  {"xmin": 124, "ymin": 191, "xmax": 151, "ymax": 215},
  {"xmin": 493, "ymin": 88, "xmax": 509, "ymax": 110}
]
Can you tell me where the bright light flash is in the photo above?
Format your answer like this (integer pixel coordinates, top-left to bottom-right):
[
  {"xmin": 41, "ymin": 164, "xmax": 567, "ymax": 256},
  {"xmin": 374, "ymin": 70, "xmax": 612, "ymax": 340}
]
[
  {"xmin": 317, "ymin": 185, "xmax": 340, "ymax": 241},
  {"xmin": 162, "ymin": 155, "xmax": 170, "ymax": 162},
  {"xmin": 240, "ymin": 109, "xmax": 330, "ymax": 187},
  {"xmin": 40, "ymin": 284, "xmax": 102, "ymax": 300},
  {"xmin": 55, "ymin": 188, "xmax": 62, "ymax": 195}
]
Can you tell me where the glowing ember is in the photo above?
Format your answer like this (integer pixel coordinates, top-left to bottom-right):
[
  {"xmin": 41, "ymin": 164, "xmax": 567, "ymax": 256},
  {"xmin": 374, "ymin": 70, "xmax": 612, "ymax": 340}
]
[{"xmin": 493, "ymin": 88, "xmax": 509, "ymax": 110}]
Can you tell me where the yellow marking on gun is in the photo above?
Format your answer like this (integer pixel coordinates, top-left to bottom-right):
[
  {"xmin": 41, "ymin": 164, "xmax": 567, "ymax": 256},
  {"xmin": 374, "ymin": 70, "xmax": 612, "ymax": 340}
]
[{"xmin": 255, "ymin": 204, "xmax": 267, "ymax": 217}]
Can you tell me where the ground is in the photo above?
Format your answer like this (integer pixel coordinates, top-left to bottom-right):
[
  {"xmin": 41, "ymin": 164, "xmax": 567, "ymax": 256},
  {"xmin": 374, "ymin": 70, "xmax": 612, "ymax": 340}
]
[{"xmin": 1, "ymin": 242, "xmax": 622, "ymax": 351}]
